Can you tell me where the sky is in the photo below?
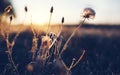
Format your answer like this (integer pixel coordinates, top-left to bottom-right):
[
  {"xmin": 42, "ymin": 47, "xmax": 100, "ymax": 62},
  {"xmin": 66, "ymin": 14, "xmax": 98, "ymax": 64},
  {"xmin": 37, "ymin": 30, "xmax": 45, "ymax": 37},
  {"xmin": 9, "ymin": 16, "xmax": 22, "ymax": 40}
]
[{"xmin": 10, "ymin": 0, "xmax": 120, "ymax": 25}]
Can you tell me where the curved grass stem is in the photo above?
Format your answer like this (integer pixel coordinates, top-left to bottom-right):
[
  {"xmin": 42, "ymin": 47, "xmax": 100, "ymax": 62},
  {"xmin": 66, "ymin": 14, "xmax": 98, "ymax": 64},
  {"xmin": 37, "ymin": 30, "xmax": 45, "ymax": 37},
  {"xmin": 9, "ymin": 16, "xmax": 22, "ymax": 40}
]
[
  {"xmin": 72, "ymin": 50, "xmax": 85, "ymax": 68},
  {"xmin": 8, "ymin": 53, "xmax": 19, "ymax": 74},
  {"xmin": 59, "ymin": 18, "xmax": 86, "ymax": 57},
  {"xmin": 1, "ymin": 14, "xmax": 20, "ymax": 75}
]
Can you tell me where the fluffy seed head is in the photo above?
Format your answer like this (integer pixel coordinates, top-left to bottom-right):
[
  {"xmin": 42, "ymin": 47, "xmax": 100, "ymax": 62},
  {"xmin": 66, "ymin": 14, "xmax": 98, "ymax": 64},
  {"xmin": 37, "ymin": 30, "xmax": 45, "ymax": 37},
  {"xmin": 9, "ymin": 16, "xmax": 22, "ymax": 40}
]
[
  {"xmin": 82, "ymin": 8, "xmax": 95, "ymax": 19},
  {"xmin": 50, "ymin": 6, "xmax": 54, "ymax": 13},
  {"xmin": 4, "ymin": 5, "xmax": 12, "ymax": 13}
]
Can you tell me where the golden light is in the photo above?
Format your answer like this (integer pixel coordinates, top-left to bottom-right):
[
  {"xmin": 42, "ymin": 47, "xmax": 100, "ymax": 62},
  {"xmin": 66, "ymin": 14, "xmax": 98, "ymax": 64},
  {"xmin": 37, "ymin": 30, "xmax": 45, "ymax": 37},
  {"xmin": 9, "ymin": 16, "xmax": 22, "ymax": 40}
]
[{"xmin": 32, "ymin": 15, "xmax": 48, "ymax": 25}]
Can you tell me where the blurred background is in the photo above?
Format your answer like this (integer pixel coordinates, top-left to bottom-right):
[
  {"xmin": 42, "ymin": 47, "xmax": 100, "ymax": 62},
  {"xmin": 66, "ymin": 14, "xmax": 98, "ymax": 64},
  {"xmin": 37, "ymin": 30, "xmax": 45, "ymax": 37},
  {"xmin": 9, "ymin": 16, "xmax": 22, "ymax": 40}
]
[
  {"xmin": 0, "ymin": 0, "xmax": 120, "ymax": 75},
  {"xmin": 0, "ymin": 0, "xmax": 120, "ymax": 25}
]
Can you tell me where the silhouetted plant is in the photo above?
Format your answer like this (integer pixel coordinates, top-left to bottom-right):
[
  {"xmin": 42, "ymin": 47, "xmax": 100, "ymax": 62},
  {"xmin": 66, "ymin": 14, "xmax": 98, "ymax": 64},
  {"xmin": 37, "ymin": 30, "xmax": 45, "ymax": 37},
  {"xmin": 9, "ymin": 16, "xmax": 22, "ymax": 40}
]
[
  {"xmin": 0, "ymin": 5, "xmax": 20, "ymax": 75},
  {"xmin": 82, "ymin": 8, "xmax": 95, "ymax": 19},
  {"xmin": 46, "ymin": 6, "xmax": 54, "ymax": 34},
  {"xmin": 29, "ymin": 7, "xmax": 96, "ymax": 74},
  {"xmin": 0, "ymin": 2, "xmax": 96, "ymax": 75},
  {"xmin": 59, "ymin": 8, "xmax": 95, "ymax": 57}
]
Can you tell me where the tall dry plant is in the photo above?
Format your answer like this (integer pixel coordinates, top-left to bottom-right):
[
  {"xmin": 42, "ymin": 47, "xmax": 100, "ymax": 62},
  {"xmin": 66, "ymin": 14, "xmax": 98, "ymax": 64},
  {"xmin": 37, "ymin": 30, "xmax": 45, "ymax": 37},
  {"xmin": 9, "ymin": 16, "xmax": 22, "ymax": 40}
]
[
  {"xmin": 22, "ymin": 6, "xmax": 28, "ymax": 25},
  {"xmin": 46, "ymin": 6, "xmax": 54, "ymax": 35},
  {"xmin": 28, "ymin": 8, "xmax": 96, "ymax": 75},
  {"xmin": 34, "ymin": 6, "xmax": 55, "ymax": 61},
  {"xmin": 59, "ymin": 8, "xmax": 96, "ymax": 56},
  {"xmin": 32, "ymin": 14, "xmax": 86, "ymax": 75},
  {"xmin": 24, "ymin": 5, "xmax": 38, "ymax": 61},
  {"xmin": 0, "ymin": 5, "xmax": 20, "ymax": 74},
  {"xmin": 56, "ymin": 8, "xmax": 95, "ymax": 75},
  {"xmin": 31, "ymin": 26, "xmax": 38, "ymax": 61},
  {"xmin": 30, "ymin": 16, "xmax": 38, "ymax": 61},
  {"xmin": 48, "ymin": 17, "xmax": 64, "ymax": 50},
  {"xmin": 0, "ymin": 5, "xmax": 12, "ymax": 38},
  {"xmin": 0, "ymin": 3, "xmax": 96, "ymax": 75}
]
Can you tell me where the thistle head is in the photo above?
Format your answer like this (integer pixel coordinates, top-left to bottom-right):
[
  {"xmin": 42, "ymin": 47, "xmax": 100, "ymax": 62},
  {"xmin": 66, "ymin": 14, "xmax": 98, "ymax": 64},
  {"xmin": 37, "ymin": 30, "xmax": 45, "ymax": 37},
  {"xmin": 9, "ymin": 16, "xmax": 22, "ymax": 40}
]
[
  {"xmin": 4, "ymin": 5, "xmax": 12, "ymax": 14},
  {"xmin": 48, "ymin": 32, "xmax": 56, "ymax": 41},
  {"xmin": 25, "ymin": 6, "xmax": 28, "ymax": 12},
  {"xmin": 39, "ymin": 35, "xmax": 52, "ymax": 59},
  {"xmin": 50, "ymin": 6, "xmax": 54, "ymax": 13},
  {"xmin": 82, "ymin": 8, "xmax": 95, "ymax": 19},
  {"xmin": 61, "ymin": 17, "xmax": 64, "ymax": 24},
  {"xmin": 41, "ymin": 36, "xmax": 52, "ymax": 49}
]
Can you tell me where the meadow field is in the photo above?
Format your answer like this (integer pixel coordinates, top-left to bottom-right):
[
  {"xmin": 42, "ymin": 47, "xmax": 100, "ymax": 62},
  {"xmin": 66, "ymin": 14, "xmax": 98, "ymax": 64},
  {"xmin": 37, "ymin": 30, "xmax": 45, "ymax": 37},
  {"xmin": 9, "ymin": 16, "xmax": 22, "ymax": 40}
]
[{"xmin": 0, "ymin": 24, "xmax": 120, "ymax": 75}]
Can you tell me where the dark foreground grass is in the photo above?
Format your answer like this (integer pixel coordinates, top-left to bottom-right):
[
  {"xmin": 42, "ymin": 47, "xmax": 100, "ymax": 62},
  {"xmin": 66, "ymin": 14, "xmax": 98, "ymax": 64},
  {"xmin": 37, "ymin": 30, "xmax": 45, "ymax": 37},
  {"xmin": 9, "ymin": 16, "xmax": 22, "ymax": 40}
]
[{"xmin": 0, "ymin": 24, "xmax": 120, "ymax": 75}]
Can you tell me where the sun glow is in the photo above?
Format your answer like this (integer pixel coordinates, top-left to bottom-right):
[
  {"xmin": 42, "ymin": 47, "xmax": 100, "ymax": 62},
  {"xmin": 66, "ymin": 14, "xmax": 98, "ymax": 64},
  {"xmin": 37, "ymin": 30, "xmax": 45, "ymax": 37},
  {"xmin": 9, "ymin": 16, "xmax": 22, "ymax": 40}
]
[
  {"xmin": 31, "ymin": 14, "xmax": 49, "ymax": 25},
  {"xmin": 11, "ymin": 0, "xmax": 120, "ymax": 25},
  {"xmin": 13, "ymin": 12, "xmax": 49, "ymax": 25}
]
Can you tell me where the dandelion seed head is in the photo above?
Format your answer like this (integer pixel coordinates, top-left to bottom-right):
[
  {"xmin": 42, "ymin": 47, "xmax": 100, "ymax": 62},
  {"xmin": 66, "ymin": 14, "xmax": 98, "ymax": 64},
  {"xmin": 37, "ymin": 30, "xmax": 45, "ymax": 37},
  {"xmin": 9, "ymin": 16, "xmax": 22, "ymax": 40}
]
[
  {"xmin": 4, "ymin": 5, "xmax": 12, "ymax": 13},
  {"xmin": 82, "ymin": 8, "xmax": 95, "ymax": 19}
]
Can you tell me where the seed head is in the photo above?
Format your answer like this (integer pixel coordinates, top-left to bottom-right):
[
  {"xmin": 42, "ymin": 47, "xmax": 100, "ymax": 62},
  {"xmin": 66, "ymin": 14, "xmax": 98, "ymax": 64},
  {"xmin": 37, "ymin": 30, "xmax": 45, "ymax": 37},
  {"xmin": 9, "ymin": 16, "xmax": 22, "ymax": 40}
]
[
  {"xmin": 4, "ymin": 5, "xmax": 12, "ymax": 13},
  {"xmin": 10, "ymin": 15, "xmax": 13, "ymax": 22},
  {"xmin": 50, "ymin": 6, "xmax": 54, "ymax": 13},
  {"xmin": 61, "ymin": 17, "xmax": 64, "ymax": 24},
  {"xmin": 82, "ymin": 8, "xmax": 95, "ymax": 19},
  {"xmin": 25, "ymin": 6, "xmax": 28, "ymax": 12}
]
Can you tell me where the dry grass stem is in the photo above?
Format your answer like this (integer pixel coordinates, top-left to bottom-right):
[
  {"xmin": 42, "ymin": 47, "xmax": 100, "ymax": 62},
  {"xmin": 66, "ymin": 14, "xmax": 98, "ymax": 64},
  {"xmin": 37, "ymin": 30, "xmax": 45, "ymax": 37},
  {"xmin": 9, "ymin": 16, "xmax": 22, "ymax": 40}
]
[
  {"xmin": 72, "ymin": 50, "xmax": 85, "ymax": 68},
  {"xmin": 48, "ymin": 17, "xmax": 64, "ymax": 50},
  {"xmin": 0, "ymin": 5, "xmax": 22, "ymax": 74},
  {"xmin": 59, "ymin": 18, "xmax": 86, "ymax": 56},
  {"xmin": 46, "ymin": 6, "xmax": 54, "ymax": 35}
]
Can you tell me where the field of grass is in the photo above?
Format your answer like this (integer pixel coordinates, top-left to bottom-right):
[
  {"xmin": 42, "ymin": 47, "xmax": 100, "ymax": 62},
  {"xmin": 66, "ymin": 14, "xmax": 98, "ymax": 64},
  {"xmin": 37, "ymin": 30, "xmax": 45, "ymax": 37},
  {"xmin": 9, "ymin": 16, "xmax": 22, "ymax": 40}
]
[{"xmin": 0, "ymin": 24, "xmax": 120, "ymax": 75}]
